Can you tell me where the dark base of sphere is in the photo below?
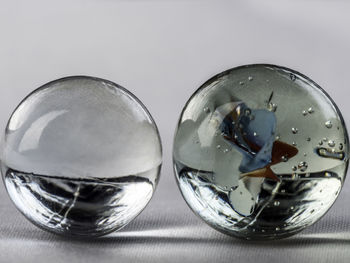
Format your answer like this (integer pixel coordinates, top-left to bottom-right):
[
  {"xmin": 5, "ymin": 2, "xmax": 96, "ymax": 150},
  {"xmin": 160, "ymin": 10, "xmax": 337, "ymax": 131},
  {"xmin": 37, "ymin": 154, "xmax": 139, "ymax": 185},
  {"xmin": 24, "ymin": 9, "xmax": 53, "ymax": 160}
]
[
  {"xmin": 175, "ymin": 161, "xmax": 343, "ymax": 240},
  {"xmin": 211, "ymin": 223, "xmax": 305, "ymax": 241},
  {"xmin": 3, "ymin": 166, "xmax": 160, "ymax": 237}
]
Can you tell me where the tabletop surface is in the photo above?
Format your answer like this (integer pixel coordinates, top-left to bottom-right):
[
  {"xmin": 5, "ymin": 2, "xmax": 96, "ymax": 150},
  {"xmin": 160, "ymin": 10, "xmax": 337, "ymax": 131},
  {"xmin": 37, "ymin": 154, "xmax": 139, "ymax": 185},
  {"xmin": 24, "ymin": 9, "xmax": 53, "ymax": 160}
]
[{"xmin": 1, "ymin": 1, "xmax": 350, "ymax": 262}]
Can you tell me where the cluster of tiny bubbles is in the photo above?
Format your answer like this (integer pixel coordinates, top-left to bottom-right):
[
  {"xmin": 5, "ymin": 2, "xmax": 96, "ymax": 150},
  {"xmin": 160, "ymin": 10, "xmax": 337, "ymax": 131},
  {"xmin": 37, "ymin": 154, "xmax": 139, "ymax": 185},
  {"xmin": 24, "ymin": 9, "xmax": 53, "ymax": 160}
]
[{"xmin": 172, "ymin": 64, "xmax": 349, "ymax": 241}]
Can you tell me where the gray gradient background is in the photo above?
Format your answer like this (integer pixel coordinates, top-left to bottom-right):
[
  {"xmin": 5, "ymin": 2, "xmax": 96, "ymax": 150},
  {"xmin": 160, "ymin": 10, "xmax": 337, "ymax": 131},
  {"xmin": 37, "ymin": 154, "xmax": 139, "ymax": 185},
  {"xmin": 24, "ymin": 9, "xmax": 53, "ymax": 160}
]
[{"xmin": 0, "ymin": 0, "xmax": 350, "ymax": 262}]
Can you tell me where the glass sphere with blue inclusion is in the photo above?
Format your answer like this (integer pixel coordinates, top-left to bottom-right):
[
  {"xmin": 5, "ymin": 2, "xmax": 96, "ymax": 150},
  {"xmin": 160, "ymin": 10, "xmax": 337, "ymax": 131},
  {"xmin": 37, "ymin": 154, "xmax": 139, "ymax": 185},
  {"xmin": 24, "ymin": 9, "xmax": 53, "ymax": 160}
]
[{"xmin": 173, "ymin": 64, "xmax": 349, "ymax": 240}]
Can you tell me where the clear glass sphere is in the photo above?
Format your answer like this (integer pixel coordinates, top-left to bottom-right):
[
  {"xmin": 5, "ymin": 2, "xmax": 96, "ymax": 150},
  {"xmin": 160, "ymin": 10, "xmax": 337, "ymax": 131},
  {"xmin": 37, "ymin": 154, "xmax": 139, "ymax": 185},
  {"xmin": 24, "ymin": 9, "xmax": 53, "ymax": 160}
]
[
  {"xmin": 0, "ymin": 76, "xmax": 162, "ymax": 237},
  {"xmin": 173, "ymin": 64, "xmax": 349, "ymax": 240}
]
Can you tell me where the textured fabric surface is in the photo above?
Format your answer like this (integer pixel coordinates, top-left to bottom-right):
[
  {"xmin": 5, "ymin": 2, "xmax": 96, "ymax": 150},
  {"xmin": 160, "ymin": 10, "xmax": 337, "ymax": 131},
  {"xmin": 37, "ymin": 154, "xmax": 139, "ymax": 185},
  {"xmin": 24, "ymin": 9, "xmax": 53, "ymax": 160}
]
[{"xmin": 1, "ymin": 1, "xmax": 350, "ymax": 262}]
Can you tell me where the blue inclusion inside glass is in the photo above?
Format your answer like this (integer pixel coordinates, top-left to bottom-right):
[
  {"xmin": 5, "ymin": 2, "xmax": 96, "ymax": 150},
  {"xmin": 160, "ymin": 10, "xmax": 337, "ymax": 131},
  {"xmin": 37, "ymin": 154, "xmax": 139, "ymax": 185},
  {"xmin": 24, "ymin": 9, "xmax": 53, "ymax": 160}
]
[{"xmin": 220, "ymin": 103, "xmax": 276, "ymax": 173}]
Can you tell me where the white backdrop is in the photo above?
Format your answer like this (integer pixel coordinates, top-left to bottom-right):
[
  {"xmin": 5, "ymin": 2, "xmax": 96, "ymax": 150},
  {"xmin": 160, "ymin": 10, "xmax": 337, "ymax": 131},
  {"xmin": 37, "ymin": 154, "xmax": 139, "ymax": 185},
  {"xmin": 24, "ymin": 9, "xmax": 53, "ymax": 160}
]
[{"xmin": 0, "ymin": 1, "xmax": 349, "ymax": 262}]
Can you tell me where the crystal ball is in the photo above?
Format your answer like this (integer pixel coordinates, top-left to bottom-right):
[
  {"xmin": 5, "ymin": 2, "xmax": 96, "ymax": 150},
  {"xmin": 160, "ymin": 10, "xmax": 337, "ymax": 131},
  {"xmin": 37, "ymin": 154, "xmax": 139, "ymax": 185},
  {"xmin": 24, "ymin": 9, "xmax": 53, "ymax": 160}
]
[
  {"xmin": 173, "ymin": 64, "xmax": 349, "ymax": 240},
  {"xmin": 0, "ymin": 76, "xmax": 162, "ymax": 237}
]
